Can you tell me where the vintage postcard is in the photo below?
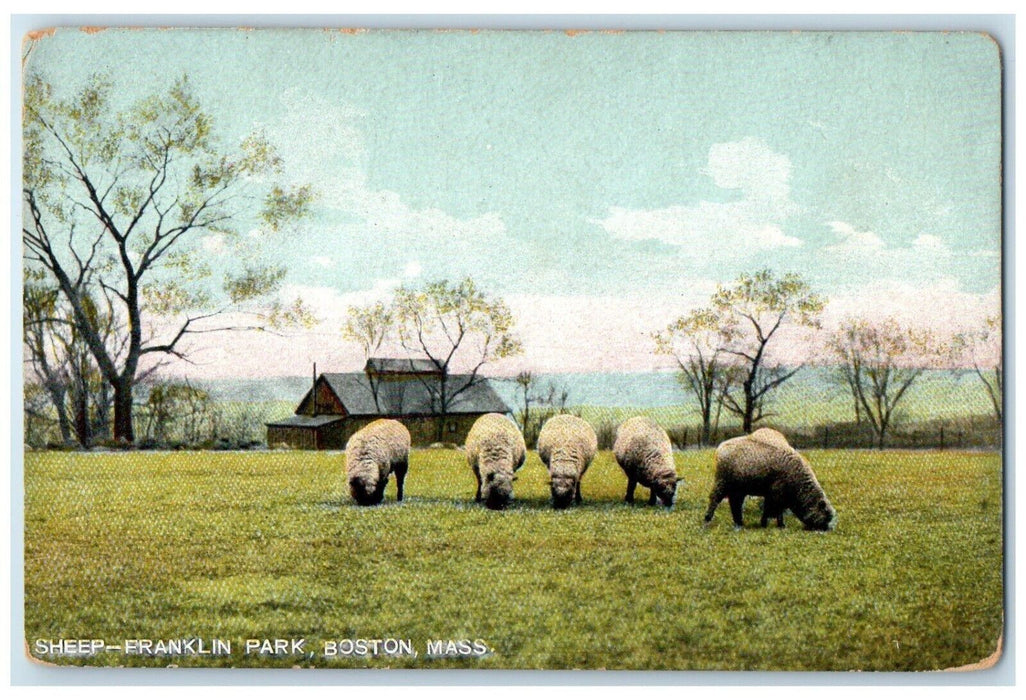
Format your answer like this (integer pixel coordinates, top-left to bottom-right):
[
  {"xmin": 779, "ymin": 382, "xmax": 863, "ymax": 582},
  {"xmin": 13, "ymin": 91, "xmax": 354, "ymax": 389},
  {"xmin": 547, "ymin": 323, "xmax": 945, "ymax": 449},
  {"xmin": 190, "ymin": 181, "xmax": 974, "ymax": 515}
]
[{"xmin": 19, "ymin": 27, "xmax": 1003, "ymax": 673}]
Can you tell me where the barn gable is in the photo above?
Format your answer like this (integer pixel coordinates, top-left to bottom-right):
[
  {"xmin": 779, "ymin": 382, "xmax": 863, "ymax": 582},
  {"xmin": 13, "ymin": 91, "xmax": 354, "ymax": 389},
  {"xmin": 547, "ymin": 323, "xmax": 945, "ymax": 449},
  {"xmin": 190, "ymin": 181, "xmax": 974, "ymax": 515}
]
[{"xmin": 295, "ymin": 376, "xmax": 348, "ymax": 416}]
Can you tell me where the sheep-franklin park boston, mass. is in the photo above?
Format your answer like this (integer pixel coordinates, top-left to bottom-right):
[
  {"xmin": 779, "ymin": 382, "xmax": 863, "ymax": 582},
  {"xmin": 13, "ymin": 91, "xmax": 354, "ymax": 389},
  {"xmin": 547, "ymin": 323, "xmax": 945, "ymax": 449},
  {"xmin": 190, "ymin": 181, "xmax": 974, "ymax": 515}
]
[{"xmin": 21, "ymin": 28, "xmax": 1003, "ymax": 675}]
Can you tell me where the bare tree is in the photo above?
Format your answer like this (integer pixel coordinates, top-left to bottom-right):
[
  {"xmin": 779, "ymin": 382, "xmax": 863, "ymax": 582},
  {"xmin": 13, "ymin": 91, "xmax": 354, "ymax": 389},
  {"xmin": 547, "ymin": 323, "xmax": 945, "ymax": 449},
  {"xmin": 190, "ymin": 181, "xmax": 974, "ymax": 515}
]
[
  {"xmin": 653, "ymin": 306, "xmax": 736, "ymax": 445},
  {"xmin": 393, "ymin": 277, "xmax": 523, "ymax": 441},
  {"xmin": 23, "ymin": 73, "xmax": 314, "ymax": 442},
  {"xmin": 951, "ymin": 316, "xmax": 1002, "ymax": 423},
  {"xmin": 828, "ymin": 316, "xmax": 942, "ymax": 449},
  {"xmin": 712, "ymin": 270, "xmax": 825, "ymax": 433}
]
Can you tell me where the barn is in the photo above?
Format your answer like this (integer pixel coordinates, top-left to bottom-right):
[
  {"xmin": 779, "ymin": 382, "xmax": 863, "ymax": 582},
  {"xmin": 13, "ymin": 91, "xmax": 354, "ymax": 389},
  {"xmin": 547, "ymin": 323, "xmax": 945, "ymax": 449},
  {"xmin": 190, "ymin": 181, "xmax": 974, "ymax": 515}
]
[{"xmin": 265, "ymin": 358, "xmax": 511, "ymax": 449}]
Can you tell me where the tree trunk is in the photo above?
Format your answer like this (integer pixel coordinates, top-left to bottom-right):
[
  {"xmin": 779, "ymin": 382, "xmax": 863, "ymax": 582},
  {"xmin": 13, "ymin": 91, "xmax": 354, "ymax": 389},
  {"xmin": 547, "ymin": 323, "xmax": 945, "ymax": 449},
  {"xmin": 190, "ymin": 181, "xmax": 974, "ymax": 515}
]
[
  {"xmin": 46, "ymin": 384, "xmax": 73, "ymax": 445},
  {"xmin": 700, "ymin": 406, "xmax": 711, "ymax": 446},
  {"xmin": 112, "ymin": 380, "xmax": 135, "ymax": 443},
  {"xmin": 73, "ymin": 386, "xmax": 91, "ymax": 447},
  {"xmin": 742, "ymin": 399, "xmax": 755, "ymax": 433},
  {"xmin": 742, "ymin": 375, "xmax": 755, "ymax": 433}
]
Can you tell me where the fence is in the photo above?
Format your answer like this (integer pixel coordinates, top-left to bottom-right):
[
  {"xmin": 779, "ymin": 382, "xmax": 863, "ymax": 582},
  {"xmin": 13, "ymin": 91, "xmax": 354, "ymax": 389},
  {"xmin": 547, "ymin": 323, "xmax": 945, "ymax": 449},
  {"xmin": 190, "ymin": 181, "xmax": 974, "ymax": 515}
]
[{"xmin": 573, "ymin": 408, "xmax": 1002, "ymax": 452}]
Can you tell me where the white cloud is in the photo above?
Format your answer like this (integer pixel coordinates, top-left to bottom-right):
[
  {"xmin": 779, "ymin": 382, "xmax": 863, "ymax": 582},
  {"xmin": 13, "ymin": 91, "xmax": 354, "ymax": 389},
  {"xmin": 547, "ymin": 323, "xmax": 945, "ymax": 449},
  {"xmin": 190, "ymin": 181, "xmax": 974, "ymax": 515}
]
[
  {"xmin": 593, "ymin": 138, "xmax": 802, "ymax": 257},
  {"xmin": 823, "ymin": 278, "xmax": 999, "ymax": 340},
  {"xmin": 912, "ymin": 233, "xmax": 950, "ymax": 254},
  {"xmin": 310, "ymin": 256, "xmax": 332, "ymax": 268},
  {"xmin": 403, "ymin": 261, "xmax": 422, "ymax": 278},
  {"xmin": 264, "ymin": 92, "xmax": 509, "ymax": 257},
  {"xmin": 201, "ymin": 234, "xmax": 226, "ymax": 254},
  {"xmin": 821, "ymin": 221, "xmax": 955, "ymax": 277},
  {"xmin": 824, "ymin": 221, "xmax": 886, "ymax": 251},
  {"xmin": 705, "ymin": 137, "xmax": 793, "ymax": 204},
  {"xmin": 752, "ymin": 225, "xmax": 802, "ymax": 249}
]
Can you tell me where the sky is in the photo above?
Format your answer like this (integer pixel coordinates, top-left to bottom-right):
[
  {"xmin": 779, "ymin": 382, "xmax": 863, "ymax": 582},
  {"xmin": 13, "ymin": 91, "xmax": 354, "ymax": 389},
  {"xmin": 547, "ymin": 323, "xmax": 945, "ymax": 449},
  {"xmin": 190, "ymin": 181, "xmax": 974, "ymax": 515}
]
[{"xmin": 22, "ymin": 28, "xmax": 1002, "ymax": 378}]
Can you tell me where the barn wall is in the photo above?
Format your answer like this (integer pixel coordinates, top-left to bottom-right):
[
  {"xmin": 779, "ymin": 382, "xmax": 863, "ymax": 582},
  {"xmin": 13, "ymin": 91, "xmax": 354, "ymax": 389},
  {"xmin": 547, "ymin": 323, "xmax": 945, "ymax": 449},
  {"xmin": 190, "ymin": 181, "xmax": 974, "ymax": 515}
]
[
  {"xmin": 403, "ymin": 414, "xmax": 481, "ymax": 445},
  {"xmin": 332, "ymin": 414, "xmax": 487, "ymax": 447},
  {"xmin": 267, "ymin": 426, "xmax": 319, "ymax": 450},
  {"xmin": 270, "ymin": 414, "xmax": 494, "ymax": 450}
]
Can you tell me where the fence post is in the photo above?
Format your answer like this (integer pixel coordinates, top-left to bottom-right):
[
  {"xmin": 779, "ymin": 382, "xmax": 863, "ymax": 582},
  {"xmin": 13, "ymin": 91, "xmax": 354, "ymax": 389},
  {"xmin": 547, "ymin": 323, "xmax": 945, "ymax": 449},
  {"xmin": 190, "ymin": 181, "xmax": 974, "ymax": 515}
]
[
  {"xmin": 822, "ymin": 426, "xmax": 829, "ymax": 450},
  {"xmin": 939, "ymin": 426, "xmax": 945, "ymax": 451}
]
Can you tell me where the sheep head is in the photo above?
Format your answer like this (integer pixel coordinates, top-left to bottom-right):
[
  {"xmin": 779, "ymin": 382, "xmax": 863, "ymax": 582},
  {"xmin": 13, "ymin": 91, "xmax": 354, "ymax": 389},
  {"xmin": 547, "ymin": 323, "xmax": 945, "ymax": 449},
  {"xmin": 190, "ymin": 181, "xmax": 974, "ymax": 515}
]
[
  {"xmin": 652, "ymin": 474, "xmax": 683, "ymax": 508},
  {"xmin": 349, "ymin": 474, "xmax": 385, "ymax": 506},
  {"xmin": 550, "ymin": 474, "xmax": 576, "ymax": 509},
  {"xmin": 483, "ymin": 471, "xmax": 514, "ymax": 510}
]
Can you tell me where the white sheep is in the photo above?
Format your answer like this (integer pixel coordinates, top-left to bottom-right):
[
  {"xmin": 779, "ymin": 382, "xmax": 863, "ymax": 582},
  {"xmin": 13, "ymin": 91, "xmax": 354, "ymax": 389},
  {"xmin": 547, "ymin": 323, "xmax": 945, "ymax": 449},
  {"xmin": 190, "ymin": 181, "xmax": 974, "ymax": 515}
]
[
  {"xmin": 345, "ymin": 419, "xmax": 411, "ymax": 506},
  {"xmin": 464, "ymin": 413, "xmax": 527, "ymax": 510},
  {"xmin": 613, "ymin": 416, "xmax": 682, "ymax": 507},
  {"xmin": 536, "ymin": 414, "xmax": 597, "ymax": 509}
]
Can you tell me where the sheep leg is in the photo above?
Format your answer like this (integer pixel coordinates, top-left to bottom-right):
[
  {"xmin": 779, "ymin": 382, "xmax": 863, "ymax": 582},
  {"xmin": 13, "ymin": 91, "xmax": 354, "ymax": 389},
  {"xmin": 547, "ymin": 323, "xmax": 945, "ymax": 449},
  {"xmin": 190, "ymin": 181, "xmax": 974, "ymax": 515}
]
[
  {"xmin": 625, "ymin": 477, "xmax": 638, "ymax": 504},
  {"xmin": 394, "ymin": 459, "xmax": 408, "ymax": 502},
  {"xmin": 575, "ymin": 480, "xmax": 582, "ymax": 504},
  {"xmin": 704, "ymin": 483, "xmax": 726, "ymax": 524},
  {"xmin": 473, "ymin": 467, "xmax": 482, "ymax": 502},
  {"xmin": 777, "ymin": 512, "xmax": 785, "ymax": 528},
  {"xmin": 728, "ymin": 493, "xmax": 745, "ymax": 528},
  {"xmin": 648, "ymin": 488, "xmax": 657, "ymax": 506},
  {"xmin": 760, "ymin": 497, "xmax": 775, "ymax": 527}
]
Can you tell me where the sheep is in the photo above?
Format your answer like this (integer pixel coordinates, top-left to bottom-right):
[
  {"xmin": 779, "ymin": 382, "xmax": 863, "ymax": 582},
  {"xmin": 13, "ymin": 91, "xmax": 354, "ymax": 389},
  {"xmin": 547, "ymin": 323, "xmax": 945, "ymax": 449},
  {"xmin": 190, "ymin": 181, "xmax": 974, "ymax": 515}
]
[
  {"xmin": 345, "ymin": 419, "xmax": 411, "ymax": 506},
  {"xmin": 612, "ymin": 416, "xmax": 683, "ymax": 507},
  {"xmin": 704, "ymin": 428, "xmax": 836, "ymax": 530},
  {"xmin": 536, "ymin": 414, "xmax": 597, "ymax": 509},
  {"xmin": 464, "ymin": 413, "xmax": 527, "ymax": 510}
]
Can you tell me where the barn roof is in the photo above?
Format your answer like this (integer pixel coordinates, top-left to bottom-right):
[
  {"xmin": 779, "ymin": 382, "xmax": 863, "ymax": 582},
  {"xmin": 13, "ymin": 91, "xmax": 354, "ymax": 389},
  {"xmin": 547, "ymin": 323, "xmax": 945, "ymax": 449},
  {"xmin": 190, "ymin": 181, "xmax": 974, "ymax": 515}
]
[
  {"xmin": 266, "ymin": 414, "xmax": 346, "ymax": 428},
  {"xmin": 320, "ymin": 372, "xmax": 509, "ymax": 417},
  {"xmin": 365, "ymin": 357, "xmax": 442, "ymax": 374}
]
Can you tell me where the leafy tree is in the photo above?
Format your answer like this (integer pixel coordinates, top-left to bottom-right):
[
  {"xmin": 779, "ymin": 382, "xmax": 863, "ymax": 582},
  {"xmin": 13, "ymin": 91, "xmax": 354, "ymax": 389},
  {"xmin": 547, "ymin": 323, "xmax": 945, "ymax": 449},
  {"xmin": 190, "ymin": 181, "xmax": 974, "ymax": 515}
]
[
  {"xmin": 23, "ymin": 269, "xmax": 118, "ymax": 446},
  {"xmin": 342, "ymin": 301, "xmax": 394, "ymax": 410},
  {"xmin": 951, "ymin": 316, "xmax": 1002, "ymax": 423},
  {"xmin": 23, "ymin": 73, "xmax": 314, "ymax": 442},
  {"xmin": 653, "ymin": 306, "xmax": 737, "ymax": 445},
  {"xmin": 828, "ymin": 316, "xmax": 943, "ymax": 449},
  {"xmin": 23, "ymin": 271, "xmax": 73, "ymax": 444},
  {"xmin": 141, "ymin": 380, "xmax": 213, "ymax": 445},
  {"xmin": 512, "ymin": 370, "xmax": 542, "ymax": 436},
  {"xmin": 712, "ymin": 270, "xmax": 825, "ymax": 433},
  {"xmin": 393, "ymin": 277, "xmax": 523, "ymax": 441}
]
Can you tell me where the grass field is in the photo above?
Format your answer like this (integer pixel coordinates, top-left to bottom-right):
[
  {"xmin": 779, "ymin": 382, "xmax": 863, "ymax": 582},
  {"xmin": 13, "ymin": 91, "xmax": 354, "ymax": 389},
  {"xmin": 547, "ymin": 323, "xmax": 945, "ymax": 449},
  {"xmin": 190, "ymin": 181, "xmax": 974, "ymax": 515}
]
[{"xmin": 24, "ymin": 448, "xmax": 1003, "ymax": 671}]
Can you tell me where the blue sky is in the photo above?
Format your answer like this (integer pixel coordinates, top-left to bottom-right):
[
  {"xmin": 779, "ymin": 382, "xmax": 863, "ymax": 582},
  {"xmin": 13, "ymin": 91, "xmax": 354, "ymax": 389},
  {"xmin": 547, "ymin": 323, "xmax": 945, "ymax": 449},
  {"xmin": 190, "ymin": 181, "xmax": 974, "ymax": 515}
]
[{"xmin": 23, "ymin": 28, "xmax": 1002, "ymax": 376}]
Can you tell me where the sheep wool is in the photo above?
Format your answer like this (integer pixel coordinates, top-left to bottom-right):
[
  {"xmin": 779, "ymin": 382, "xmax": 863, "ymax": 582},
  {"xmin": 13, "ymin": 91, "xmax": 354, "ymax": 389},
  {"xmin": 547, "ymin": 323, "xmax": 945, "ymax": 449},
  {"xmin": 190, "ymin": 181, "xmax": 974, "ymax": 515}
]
[
  {"xmin": 345, "ymin": 419, "xmax": 411, "ymax": 506},
  {"xmin": 536, "ymin": 414, "xmax": 598, "ymax": 509},
  {"xmin": 465, "ymin": 413, "xmax": 527, "ymax": 510},
  {"xmin": 705, "ymin": 428, "xmax": 836, "ymax": 530},
  {"xmin": 612, "ymin": 416, "xmax": 681, "ymax": 507}
]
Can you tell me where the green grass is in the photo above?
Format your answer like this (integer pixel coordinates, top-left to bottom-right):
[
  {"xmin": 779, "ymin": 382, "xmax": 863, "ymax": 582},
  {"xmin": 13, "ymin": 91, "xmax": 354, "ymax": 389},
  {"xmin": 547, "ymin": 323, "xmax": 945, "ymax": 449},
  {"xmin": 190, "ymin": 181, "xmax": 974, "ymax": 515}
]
[{"xmin": 24, "ymin": 448, "xmax": 1003, "ymax": 671}]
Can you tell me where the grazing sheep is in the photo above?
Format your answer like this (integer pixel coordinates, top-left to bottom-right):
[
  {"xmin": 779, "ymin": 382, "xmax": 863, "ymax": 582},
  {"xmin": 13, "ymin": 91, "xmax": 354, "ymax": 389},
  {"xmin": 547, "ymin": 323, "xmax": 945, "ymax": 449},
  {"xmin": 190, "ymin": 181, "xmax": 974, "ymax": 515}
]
[
  {"xmin": 613, "ymin": 416, "xmax": 682, "ymax": 508},
  {"xmin": 704, "ymin": 428, "xmax": 836, "ymax": 530},
  {"xmin": 536, "ymin": 414, "xmax": 598, "ymax": 509},
  {"xmin": 464, "ymin": 413, "xmax": 527, "ymax": 510},
  {"xmin": 345, "ymin": 419, "xmax": 411, "ymax": 506}
]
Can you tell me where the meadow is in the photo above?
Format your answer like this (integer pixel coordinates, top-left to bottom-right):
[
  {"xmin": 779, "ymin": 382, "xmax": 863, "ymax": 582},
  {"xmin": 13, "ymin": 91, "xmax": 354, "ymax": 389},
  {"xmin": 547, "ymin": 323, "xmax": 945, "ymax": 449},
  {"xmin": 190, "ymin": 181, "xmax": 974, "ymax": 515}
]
[{"xmin": 24, "ymin": 447, "xmax": 1003, "ymax": 671}]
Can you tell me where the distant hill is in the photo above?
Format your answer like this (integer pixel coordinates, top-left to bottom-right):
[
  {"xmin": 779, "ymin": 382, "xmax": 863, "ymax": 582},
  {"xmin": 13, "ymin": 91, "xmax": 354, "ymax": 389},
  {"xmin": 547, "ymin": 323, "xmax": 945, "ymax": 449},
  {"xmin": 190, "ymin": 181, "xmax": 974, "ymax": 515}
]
[{"xmin": 194, "ymin": 367, "xmax": 994, "ymax": 428}]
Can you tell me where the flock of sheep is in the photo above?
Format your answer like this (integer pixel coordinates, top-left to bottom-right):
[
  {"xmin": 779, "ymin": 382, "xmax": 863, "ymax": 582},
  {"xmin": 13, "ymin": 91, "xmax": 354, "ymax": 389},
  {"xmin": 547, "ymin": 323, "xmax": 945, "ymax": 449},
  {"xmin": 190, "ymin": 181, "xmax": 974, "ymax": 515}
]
[{"xmin": 344, "ymin": 413, "xmax": 837, "ymax": 531}]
